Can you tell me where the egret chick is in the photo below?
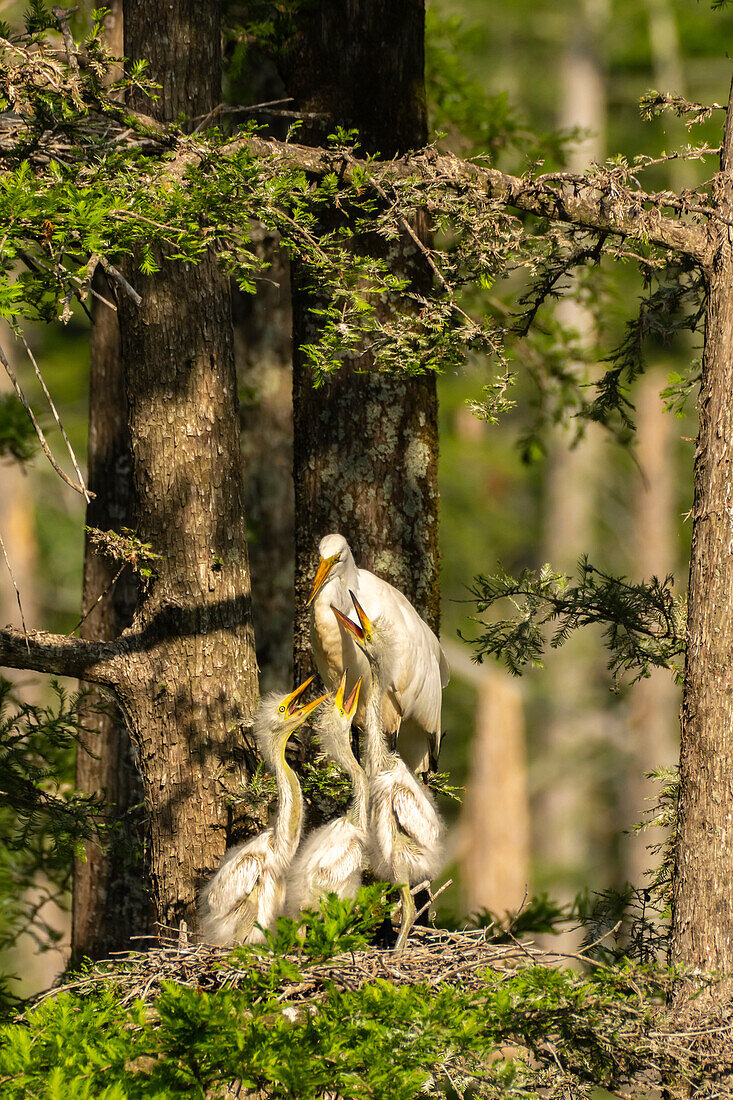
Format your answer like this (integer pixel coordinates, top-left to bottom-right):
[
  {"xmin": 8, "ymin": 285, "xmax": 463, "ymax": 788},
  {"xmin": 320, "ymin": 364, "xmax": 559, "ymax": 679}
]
[
  {"xmin": 285, "ymin": 672, "xmax": 367, "ymax": 916},
  {"xmin": 199, "ymin": 677, "xmax": 329, "ymax": 945},
  {"xmin": 308, "ymin": 532, "xmax": 449, "ymax": 774},
  {"xmin": 332, "ymin": 595, "xmax": 445, "ymax": 953}
]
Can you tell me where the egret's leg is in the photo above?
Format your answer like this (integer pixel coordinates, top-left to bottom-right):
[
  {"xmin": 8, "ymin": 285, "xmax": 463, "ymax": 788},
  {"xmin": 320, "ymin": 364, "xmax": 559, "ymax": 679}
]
[{"xmin": 395, "ymin": 883, "xmax": 416, "ymax": 955}]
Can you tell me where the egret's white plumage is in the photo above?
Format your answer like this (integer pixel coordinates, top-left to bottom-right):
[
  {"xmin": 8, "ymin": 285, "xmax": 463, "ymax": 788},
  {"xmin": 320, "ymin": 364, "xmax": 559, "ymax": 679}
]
[
  {"xmin": 285, "ymin": 674, "xmax": 368, "ymax": 916},
  {"xmin": 308, "ymin": 533, "xmax": 449, "ymax": 774},
  {"xmin": 199, "ymin": 679, "xmax": 328, "ymax": 945},
  {"xmin": 333, "ymin": 596, "xmax": 445, "ymax": 953}
]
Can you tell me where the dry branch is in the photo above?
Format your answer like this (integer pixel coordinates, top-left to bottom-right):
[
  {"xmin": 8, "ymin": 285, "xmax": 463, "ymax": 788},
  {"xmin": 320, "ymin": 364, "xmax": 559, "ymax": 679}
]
[
  {"xmin": 162, "ymin": 133, "xmax": 710, "ymax": 262},
  {"xmin": 0, "ymin": 625, "xmax": 120, "ymax": 683}
]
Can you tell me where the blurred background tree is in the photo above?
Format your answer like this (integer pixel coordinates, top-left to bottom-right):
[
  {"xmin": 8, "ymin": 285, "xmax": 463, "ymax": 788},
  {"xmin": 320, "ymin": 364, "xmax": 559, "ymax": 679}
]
[{"xmin": 1, "ymin": 0, "xmax": 729, "ymax": 996}]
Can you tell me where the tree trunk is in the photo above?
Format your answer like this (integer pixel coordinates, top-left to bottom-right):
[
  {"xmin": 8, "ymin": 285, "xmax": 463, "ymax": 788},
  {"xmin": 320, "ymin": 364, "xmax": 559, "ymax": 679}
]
[
  {"xmin": 281, "ymin": 1, "xmax": 441, "ymax": 684},
  {"xmin": 446, "ymin": 642, "xmax": 530, "ymax": 918},
  {"xmin": 233, "ymin": 238, "xmax": 294, "ymax": 693},
  {"xmin": 110, "ymin": 0, "xmax": 259, "ymax": 932},
  {"xmin": 71, "ymin": 0, "xmax": 151, "ymax": 962},
  {"xmin": 72, "ymin": 275, "xmax": 150, "ymax": 960},
  {"xmin": 535, "ymin": 4, "xmax": 609, "ymax": 898},
  {"xmin": 624, "ymin": 369, "xmax": 679, "ymax": 887},
  {"xmin": 671, "ymin": 130, "xmax": 733, "ymax": 993}
]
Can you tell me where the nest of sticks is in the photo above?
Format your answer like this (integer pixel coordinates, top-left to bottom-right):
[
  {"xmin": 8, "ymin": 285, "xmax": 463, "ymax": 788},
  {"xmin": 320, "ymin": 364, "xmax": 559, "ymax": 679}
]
[
  {"xmin": 26, "ymin": 906, "xmax": 733, "ymax": 1098},
  {"xmin": 40, "ymin": 922, "xmax": 583, "ymax": 1013}
]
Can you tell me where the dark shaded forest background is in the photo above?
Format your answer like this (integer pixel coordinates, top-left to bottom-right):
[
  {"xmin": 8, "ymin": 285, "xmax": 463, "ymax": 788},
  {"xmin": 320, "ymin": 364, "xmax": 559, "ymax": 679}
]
[{"xmin": 1, "ymin": 0, "xmax": 729, "ymax": 995}]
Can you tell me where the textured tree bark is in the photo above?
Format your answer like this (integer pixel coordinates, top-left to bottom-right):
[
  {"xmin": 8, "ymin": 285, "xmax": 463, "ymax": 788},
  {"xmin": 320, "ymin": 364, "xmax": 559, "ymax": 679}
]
[
  {"xmin": 671, "ymin": 122, "xmax": 733, "ymax": 995},
  {"xmin": 108, "ymin": 0, "xmax": 259, "ymax": 931},
  {"xmin": 281, "ymin": 0, "xmax": 441, "ymax": 684},
  {"xmin": 71, "ymin": 2, "xmax": 146, "ymax": 960},
  {"xmin": 72, "ymin": 277, "xmax": 150, "ymax": 961},
  {"xmin": 233, "ymin": 239, "xmax": 294, "ymax": 693}
]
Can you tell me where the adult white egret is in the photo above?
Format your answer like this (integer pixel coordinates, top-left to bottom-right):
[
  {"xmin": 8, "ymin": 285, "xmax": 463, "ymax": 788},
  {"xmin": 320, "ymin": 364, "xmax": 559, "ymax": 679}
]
[
  {"xmin": 332, "ymin": 594, "xmax": 445, "ymax": 953},
  {"xmin": 199, "ymin": 677, "xmax": 329, "ymax": 945},
  {"xmin": 307, "ymin": 532, "xmax": 449, "ymax": 774},
  {"xmin": 285, "ymin": 672, "xmax": 368, "ymax": 916}
]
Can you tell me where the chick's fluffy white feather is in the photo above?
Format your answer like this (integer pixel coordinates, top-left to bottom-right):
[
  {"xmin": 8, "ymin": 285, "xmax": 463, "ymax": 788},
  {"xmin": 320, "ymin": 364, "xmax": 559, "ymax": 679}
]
[{"xmin": 368, "ymin": 759, "xmax": 444, "ymax": 886}]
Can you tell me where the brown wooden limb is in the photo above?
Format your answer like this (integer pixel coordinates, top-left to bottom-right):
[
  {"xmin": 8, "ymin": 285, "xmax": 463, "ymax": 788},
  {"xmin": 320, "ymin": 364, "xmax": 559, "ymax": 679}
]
[
  {"xmin": 163, "ymin": 134, "xmax": 708, "ymax": 261},
  {"xmin": 52, "ymin": 6, "xmax": 80, "ymax": 76},
  {"xmin": 0, "ymin": 625, "xmax": 121, "ymax": 684},
  {"xmin": 720, "ymin": 71, "xmax": 733, "ymax": 173},
  {"xmin": 98, "ymin": 256, "xmax": 142, "ymax": 306}
]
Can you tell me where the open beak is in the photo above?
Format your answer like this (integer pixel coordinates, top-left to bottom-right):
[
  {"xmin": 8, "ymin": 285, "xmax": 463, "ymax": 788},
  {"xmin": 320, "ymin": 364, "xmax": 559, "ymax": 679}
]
[
  {"xmin": 281, "ymin": 676, "xmax": 331, "ymax": 723},
  {"xmin": 345, "ymin": 676, "xmax": 362, "ymax": 718},
  {"xmin": 281, "ymin": 675, "xmax": 315, "ymax": 716},
  {"xmin": 291, "ymin": 690, "xmax": 332, "ymax": 726},
  {"xmin": 348, "ymin": 591, "xmax": 373, "ymax": 638},
  {"xmin": 333, "ymin": 671, "xmax": 362, "ymax": 718},
  {"xmin": 307, "ymin": 554, "xmax": 338, "ymax": 607},
  {"xmin": 331, "ymin": 603, "xmax": 364, "ymax": 642},
  {"xmin": 334, "ymin": 670, "xmax": 349, "ymax": 712}
]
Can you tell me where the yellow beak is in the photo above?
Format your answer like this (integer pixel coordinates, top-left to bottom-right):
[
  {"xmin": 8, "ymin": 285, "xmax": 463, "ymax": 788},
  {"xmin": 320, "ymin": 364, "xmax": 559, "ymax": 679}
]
[
  {"xmin": 345, "ymin": 676, "xmax": 362, "ymax": 717},
  {"xmin": 290, "ymin": 690, "xmax": 332, "ymax": 727},
  {"xmin": 281, "ymin": 675, "xmax": 315, "ymax": 715},
  {"xmin": 334, "ymin": 670, "xmax": 349, "ymax": 712},
  {"xmin": 349, "ymin": 590, "xmax": 373, "ymax": 637},
  {"xmin": 280, "ymin": 677, "xmax": 332, "ymax": 725},
  {"xmin": 333, "ymin": 670, "xmax": 362, "ymax": 718},
  {"xmin": 331, "ymin": 603, "xmax": 364, "ymax": 641},
  {"xmin": 307, "ymin": 554, "xmax": 338, "ymax": 607}
]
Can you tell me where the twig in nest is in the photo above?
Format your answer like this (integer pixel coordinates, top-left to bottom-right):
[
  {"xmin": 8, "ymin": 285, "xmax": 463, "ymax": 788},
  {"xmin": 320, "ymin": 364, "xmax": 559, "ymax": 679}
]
[
  {"xmin": 414, "ymin": 877, "xmax": 453, "ymax": 922},
  {"xmin": 0, "ymin": 527, "xmax": 30, "ymax": 653},
  {"xmin": 0, "ymin": 339, "xmax": 93, "ymax": 498},
  {"xmin": 52, "ymin": 6, "xmax": 80, "ymax": 76}
]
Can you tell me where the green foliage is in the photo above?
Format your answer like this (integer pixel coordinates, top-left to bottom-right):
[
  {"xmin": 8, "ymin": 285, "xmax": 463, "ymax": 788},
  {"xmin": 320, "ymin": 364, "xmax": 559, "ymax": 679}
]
[
  {"xmin": 0, "ymin": 912, "xmax": 705, "ymax": 1099},
  {"xmin": 259, "ymin": 885, "xmax": 393, "ymax": 962},
  {"xmin": 85, "ymin": 526, "xmax": 163, "ymax": 579},
  {"xmin": 584, "ymin": 261, "xmax": 706, "ymax": 431},
  {"xmin": 0, "ymin": 393, "xmax": 39, "ymax": 462},
  {"xmin": 464, "ymin": 557, "xmax": 685, "ymax": 684},
  {"xmin": 632, "ymin": 764, "xmax": 680, "ymax": 907},
  {"xmin": 0, "ymin": 679, "xmax": 106, "ymax": 1012},
  {"xmin": 23, "ymin": 0, "xmax": 54, "ymax": 37}
]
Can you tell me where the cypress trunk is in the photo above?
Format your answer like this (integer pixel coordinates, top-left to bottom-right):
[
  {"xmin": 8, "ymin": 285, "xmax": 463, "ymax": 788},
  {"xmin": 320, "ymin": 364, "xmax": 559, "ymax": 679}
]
[
  {"xmin": 281, "ymin": 1, "xmax": 441, "ymax": 684},
  {"xmin": 109, "ymin": 0, "xmax": 259, "ymax": 931},
  {"xmin": 671, "ymin": 158, "xmax": 733, "ymax": 993},
  {"xmin": 72, "ymin": 276, "xmax": 149, "ymax": 959}
]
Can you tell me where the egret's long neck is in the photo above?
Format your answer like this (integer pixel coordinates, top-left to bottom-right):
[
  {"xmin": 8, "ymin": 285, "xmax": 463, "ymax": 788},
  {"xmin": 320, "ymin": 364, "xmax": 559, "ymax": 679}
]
[
  {"xmin": 329, "ymin": 736, "xmax": 369, "ymax": 832},
  {"xmin": 364, "ymin": 658, "xmax": 389, "ymax": 779},
  {"xmin": 271, "ymin": 745, "xmax": 303, "ymax": 864}
]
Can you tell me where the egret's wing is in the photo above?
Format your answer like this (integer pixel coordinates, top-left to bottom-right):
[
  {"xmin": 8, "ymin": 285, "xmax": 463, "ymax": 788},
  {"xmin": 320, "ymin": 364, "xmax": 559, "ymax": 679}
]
[
  {"xmin": 287, "ymin": 819, "xmax": 364, "ymax": 912},
  {"xmin": 392, "ymin": 777, "xmax": 441, "ymax": 851},
  {"xmin": 358, "ymin": 571, "xmax": 446, "ymax": 732},
  {"xmin": 204, "ymin": 837, "xmax": 268, "ymax": 915}
]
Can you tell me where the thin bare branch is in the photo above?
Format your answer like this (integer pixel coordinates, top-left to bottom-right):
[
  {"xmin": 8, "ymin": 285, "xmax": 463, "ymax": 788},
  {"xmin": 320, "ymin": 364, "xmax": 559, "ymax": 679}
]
[
  {"xmin": 18, "ymin": 332, "xmax": 91, "ymax": 502},
  {"xmin": 0, "ymin": 339, "xmax": 93, "ymax": 498},
  {"xmin": 721, "ymin": 71, "xmax": 733, "ymax": 174},
  {"xmin": 0, "ymin": 527, "xmax": 30, "ymax": 653},
  {"xmin": 51, "ymin": 6, "xmax": 80, "ymax": 76},
  {"xmin": 98, "ymin": 256, "xmax": 142, "ymax": 306},
  {"xmin": 67, "ymin": 562, "xmax": 127, "ymax": 637}
]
